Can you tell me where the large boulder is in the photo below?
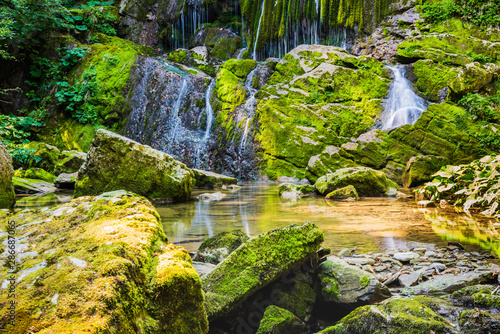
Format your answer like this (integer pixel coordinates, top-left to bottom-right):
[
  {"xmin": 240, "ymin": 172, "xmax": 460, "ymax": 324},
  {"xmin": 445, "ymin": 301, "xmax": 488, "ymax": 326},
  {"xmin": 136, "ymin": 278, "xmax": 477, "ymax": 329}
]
[
  {"xmin": 320, "ymin": 297, "xmax": 458, "ymax": 333},
  {"xmin": 401, "ymin": 155, "xmax": 447, "ymax": 188},
  {"xmin": 202, "ymin": 223, "xmax": 324, "ymax": 321},
  {"xmin": 191, "ymin": 27, "xmax": 242, "ymax": 61},
  {"xmin": 318, "ymin": 257, "xmax": 391, "ymax": 304},
  {"xmin": 0, "ymin": 190, "xmax": 208, "ymax": 333},
  {"xmin": 256, "ymin": 305, "xmax": 306, "ymax": 334},
  {"xmin": 315, "ymin": 167, "xmax": 398, "ymax": 196},
  {"xmin": 193, "ymin": 230, "xmax": 249, "ymax": 264},
  {"xmin": 74, "ymin": 129, "xmax": 195, "ymax": 202},
  {"xmin": 0, "ymin": 141, "xmax": 15, "ymax": 208},
  {"xmin": 192, "ymin": 169, "xmax": 237, "ymax": 189}
]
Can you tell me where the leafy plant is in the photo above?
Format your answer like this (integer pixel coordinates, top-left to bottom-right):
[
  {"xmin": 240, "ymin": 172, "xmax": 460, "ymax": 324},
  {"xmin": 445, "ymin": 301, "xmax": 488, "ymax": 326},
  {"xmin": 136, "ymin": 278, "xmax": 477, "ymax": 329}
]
[
  {"xmin": 0, "ymin": 114, "xmax": 42, "ymax": 143},
  {"xmin": 458, "ymin": 93, "xmax": 499, "ymax": 123}
]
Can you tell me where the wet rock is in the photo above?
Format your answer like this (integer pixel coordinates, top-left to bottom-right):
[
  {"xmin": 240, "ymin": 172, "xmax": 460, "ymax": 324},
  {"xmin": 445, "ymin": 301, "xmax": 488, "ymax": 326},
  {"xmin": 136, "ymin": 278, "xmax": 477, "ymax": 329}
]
[
  {"xmin": 401, "ymin": 155, "xmax": 447, "ymax": 188},
  {"xmin": 193, "ymin": 230, "xmax": 249, "ymax": 264},
  {"xmin": 202, "ymin": 223, "xmax": 324, "ymax": 320},
  {"xmin": 197, "ymin": 192, "xmax": 227, "ymax": 202},
  {"xmin": 193, "ymin": 169, "xmax": 237, "ymax": 189},
  {"xmin": 256, "ymin": 305, "xmax": 307, "ymax": 334},
  {"xmin": 55, "ymin": 150, "xmax": 87, "ymax": 175},
  {"xmin": 325, "ymin": 185, "xmax": 359, "ymax": 200},
  {"xmin": 0, "ymin": 191, "xmax": 208, "ymax": 333},
  {"xmin": 459, "ymin": 310, "xmax": 500, "ymax": 334},
  {"xmin": 338, "ymin": 248, "xmax": 353, "ymax": 258},
  {"xmin": 13, "ymin": 168, "xmax": 56, "ymax": 183},
  {"xmin": 320, "ymin": 297, "xmax": 458, "ymax": 334},
  {"xmin": 400, "ymin": 270, "xmax": 495, "ymax": 295},
  {"xmin": 318, "ymin": 257, "xmax": 391, "ymax": 304},
  {"xmin": 12, "ymin": 177, "xmax": 57, "ymax": 194},
  {"xmin": 191, "ymin": 27, "xmax": 242, "ymax": 60},
  {"xmin": 192, "ymin": 261, "xmax": 217, "ymax": 279},
  {"xmin": 451, "ymin": 284, "xmax": 497, "ymax": 307},
  {"xmin": 278, "ymin": 183, "xmax": 315, "ymax": 199},
  {"xmin": 344, "ymin": 257, "xmax": 375, "ymax": 266},
  {"xmin": 394, "ymin": 252, "xmax": 420, "ymax": 262},
  {"xmin": 75, "ymin": 129, "xmax": 195, "ymax": 202},
  {"xmin": 315, "ymin": 167, "xmax": 398, "ymax": 196},
  {"xmin": 398, "ymin": 269, "xmax": 424, "ymax": 287},
  {"xmin": 54, "ymin": 172, "xmax": 77, "ymax": 189},
  {"xmin": 449, "ymin": 62, "xmax": 500, "ymax": 95},
  {"xmin": 0, "ymin": 141, "xmax": 15, "ymax": 208}
]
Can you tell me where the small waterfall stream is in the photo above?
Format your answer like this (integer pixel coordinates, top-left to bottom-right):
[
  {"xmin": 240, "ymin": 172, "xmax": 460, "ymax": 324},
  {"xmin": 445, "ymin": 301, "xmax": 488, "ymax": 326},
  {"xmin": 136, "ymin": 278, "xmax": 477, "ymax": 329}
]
[
  {"xmin": 381, "ymin": 65, "xmax": 428, "ymax": 130},
  {"xmin": 239, "ymin": 68, "xmax": 259, "ymax": 152},
  {"xmin": 194, "ymin": 79, "xmax": 216, "ymax": 167},
  {"xmin": 253, "ymin": 2, "xmax": 265, "ymax": 61}
]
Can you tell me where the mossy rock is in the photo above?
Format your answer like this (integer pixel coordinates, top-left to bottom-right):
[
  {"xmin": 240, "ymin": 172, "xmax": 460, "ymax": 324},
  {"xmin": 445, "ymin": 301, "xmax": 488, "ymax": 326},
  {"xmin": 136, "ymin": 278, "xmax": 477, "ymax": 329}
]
[
  {"xmin": 320, "ymin": 297, "xmax": 458, "ymax": 334},
  {"xmin": 202, "ymin": 223, "xmax": 324, "ymax": 321},
  {"xmin": 305, "ymin": 146, "xmax": 359, "ymax": 183},
  {"xmin": 255, "ymin": 305, "xmax": 306, "ymax": 334},
  {"xmin": 14, "ymin": 168, "xmax": 56, "ymax": 183},
  {"xmin": 74, "ymin": 129, "xmax": 195, "ymax": 202},
  {"xmin": 409, "ymin": 60, "xmax": 459, "ymax": 102},
  {"xmin": 452, "ymin": 284, "xmax": 500, "ymax": 310},
  {"xmin": 192, "ymin": 169, "xmax": 237, "ymax": 189},
  {"xmin": 325, "ymin": 185, "xmax": 359, "ymax": 200},
  {"xmin": 12, "ymin": 177, "xmax": 57, "ymax": 194},
  {"xmin": 44, "ymin": 118, "xmax": 100, "ymax": 153},
  {"xmin": 459, "ymin": 310, "xmax": 500, "ymax": 334},
  {"xmin": 0, "ymin": 141, "xmax": 15, "ymax": 208},
  {"xmin": 401, "ymin": 155, "xmax": 448, "ymax": 188},
  {"xmin": 318, "ymin": 258, "xmax": 391, "ymax": 304},
  {"xmin": 192, "ymin": 27, "xmax": 242, "ymax": 61},
  {"xmin": 24, "ymin": 142, "xmax": 61, "ymax": 173},
  {"xmin": 315, "ymin": 167, "xmax": 398, "ymax": 196},
  {"xmin": 0, "ymin": 190, "xmax": 208, "ymax": 333},
  {"xmin": 193, "ymin": 230, "xmax": 249, "ymax": 264},
  {"xmin": 278, "ymin": 183, "xmax": 316, "ymax": 197}
]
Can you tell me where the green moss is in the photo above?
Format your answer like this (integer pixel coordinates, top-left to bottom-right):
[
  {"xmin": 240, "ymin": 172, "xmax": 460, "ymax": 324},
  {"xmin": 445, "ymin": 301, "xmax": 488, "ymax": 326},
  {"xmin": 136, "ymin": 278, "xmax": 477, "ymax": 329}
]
[
  {"xmin": 360, "ymin": 275, "xmax": 370, "ymax": 287},
  {"xmin": 325, "ymin": 185, "xmax": 359, "ymax": 200},
  {"xmin": 167, "ymin": 49, "xmax": 188, "ymax": 63},
  {"xmin": 256, "ymin": 305, "xmax": 301, "ymax": 334},
  {"xmin": 14, "ymin": 168, "xmax": 56, "ymax": 183},
  {"xmin": 411, "ymin": 60, "xmax": 459, "ymax": 101},
  {"xmin": 221, "ymin": 59, "xmax": 257, "ymax": 79}
]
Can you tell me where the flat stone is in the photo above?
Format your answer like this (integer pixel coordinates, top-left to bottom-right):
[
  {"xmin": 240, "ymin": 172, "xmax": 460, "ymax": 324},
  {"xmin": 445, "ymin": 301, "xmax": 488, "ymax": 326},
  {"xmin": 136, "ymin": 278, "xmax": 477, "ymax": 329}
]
[
  {"xmin": 401, "ymin": 271, "xmax": 495, "ymax": 295},
  {"xmin": 197, "ymin": 192, "xmax": 227, "ymax": 202},
  {"xmin": 394, "ymin": 252, "xmax": 420, "ymax": 262},
  {"xmin": 345, "ymin": 257, "xmax": 376, "ymax": 266},
  {"xmin": 398, "ymin": 269, "xmax": 424, "ymax": 287}
]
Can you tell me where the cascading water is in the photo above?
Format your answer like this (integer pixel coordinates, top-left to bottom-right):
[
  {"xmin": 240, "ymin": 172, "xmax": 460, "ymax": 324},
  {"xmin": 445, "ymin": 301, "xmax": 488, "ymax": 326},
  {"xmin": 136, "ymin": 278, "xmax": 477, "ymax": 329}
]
[
  {"xmin": 381, "ymin": 65, "xmax": 428, "ymax": 130},
  {"xmin": 239, "ymin": 68, "xmax": 259, "ymax": 152},
  {"xmin": 253, "ymin": 2, "xmax": 265, "ymax": 61},
  {"xmin": 194, "ymin": 79, "xmax": 216, "ymax": 167}
]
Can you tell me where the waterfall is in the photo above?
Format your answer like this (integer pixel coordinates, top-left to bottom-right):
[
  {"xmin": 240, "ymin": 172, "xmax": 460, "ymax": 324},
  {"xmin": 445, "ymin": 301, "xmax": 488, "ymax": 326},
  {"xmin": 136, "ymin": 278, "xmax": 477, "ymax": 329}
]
[
  {"xmin": 381, "ymin": 65, "xmax": 428, "ymax": 130},
  {"xmin": 169, "ymin": 79, "xmax": 189, "ymax": 144},
  {"xmin": 253, "ymin": 1, "xmax": 265, "ymax": 61},
  {"xmin": 239, "ymin": 68, "xmax": 259, "ymax": 152},
  {"xmin": 194, "ymin": 79, "xmax": 216, "ymax": 167}
]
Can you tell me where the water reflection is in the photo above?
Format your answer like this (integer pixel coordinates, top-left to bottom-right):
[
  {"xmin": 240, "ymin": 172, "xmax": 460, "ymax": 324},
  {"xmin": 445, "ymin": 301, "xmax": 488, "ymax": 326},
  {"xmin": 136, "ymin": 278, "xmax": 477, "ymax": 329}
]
[
  {"xmin": 425, "ymin": 211, "xmax": 500, "ymax": 256},
  {"xmin": 158, "ymin": 183, "xmax": 450, "ymax": 253},
  {"xmin": 15, "ymin": 191, "xmax": 73, "ymax": 210}
]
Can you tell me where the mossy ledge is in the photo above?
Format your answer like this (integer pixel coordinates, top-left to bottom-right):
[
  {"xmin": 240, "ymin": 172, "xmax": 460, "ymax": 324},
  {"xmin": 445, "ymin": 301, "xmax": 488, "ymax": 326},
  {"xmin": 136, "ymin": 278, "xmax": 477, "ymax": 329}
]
[{"xmin": 0, "ymin": 190, "xmax": 208, "ymax": 333}]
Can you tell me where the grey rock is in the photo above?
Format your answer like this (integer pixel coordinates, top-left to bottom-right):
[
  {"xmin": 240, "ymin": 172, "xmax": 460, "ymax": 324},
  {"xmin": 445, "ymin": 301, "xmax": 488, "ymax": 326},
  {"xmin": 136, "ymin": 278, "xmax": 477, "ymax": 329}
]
[
  {"xmin": 54, "ymin": 172, "xmax": 77, "ymax": 189},
  {"xmin": 197, "ymin": 192, "xmax": 227, "ymax": 202},
  {"xmin": 398, "ymin": 269, "xmax": 424, "ymax": 287},
  {"xmin": 394, "ymin": 252, "xmax": 420, "ymax": 262}
]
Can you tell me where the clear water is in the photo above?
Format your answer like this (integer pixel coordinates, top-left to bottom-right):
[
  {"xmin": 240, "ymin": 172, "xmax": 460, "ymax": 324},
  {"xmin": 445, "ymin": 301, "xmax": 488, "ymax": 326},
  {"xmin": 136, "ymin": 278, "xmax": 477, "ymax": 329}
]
[{"xmin": 381, "ymin": 65, "xmax": 428, "ymax": 130}]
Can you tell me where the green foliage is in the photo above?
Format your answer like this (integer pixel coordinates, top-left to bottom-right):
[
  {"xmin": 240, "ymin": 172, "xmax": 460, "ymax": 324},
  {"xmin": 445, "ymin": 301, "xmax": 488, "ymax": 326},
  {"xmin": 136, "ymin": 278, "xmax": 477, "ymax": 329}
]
[
  {"xmin": 9, "ymin": 147, "xmax": 41, "ymax": 165},
  {"xmin": 29, "ymin": 47, "xmax": 87, "ymax": 81},
  {"xmin": 0, "ymin": 114, "xmax": 41, "ymax": 143},
  {"xmin": 421, "ymin": 0, "xmax": 500, "ymax": 26},
  {"xmin": 458, "ymin": 93, "xmax": 499, "ymax": 123},
  {"xmin": 55, "ymin": 69, "xmax": 99, "ymax": 124}
]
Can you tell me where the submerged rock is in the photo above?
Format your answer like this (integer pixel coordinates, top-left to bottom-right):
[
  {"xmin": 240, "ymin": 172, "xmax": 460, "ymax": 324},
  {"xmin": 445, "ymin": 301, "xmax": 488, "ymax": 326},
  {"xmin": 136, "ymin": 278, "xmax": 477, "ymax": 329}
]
[
  {"xmin": 319, "ymin": 297, "xmax": 458, "ymax": 333},
  {"xmin": 315, "ymin": 167, "xmax": 398, "ymax": 196},
  {"xmin": 0, "ymin": 191, "xmax": 208, "ymax": 333},
  {"xmin": 256, "ymin": 305, "xmax": 306, "ymax": 334},
  {"xmin": 193, "ymin": 168, "xmax": 237, "ymax": 189},
  {"xmin": 75, "ymin": 129, "xmax": 195, "ymax": 202},
  {"xmin": 278, "ymin": 183, "xmax": 315, "ymax": 198},
  {"xmin": 197, "ymin": 192, "xmax": 227, "ymax": 202},
  {"xmin": 202, "ymin": 223, "xmax": 324, "ymax": 320},
  {"xmin": 0, "ymin": 141, "xmax": 15, "ymax": 208},
  {"xmin": 193, "ymin": 230, "xmax": 249, "ymax": 264},
  {"xmin": 318, "ymin": 257, "xmax": 391, "ymax": 304},
  {"xmin": 325, "ymin": 185, "xmax": 359, "ymax": 200}
]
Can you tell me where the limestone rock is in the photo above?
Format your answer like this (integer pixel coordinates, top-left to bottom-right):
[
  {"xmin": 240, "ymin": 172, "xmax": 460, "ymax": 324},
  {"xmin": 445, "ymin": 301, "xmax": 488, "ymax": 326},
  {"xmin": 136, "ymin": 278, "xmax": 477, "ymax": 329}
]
[
  {"xmin": 318, "ymin": 257, "xmax": 391, "ymax": 304},
  {"xmin": 191, "ymin": 27, "xmax": 242, "ymax": 60},
  {"xmin": 0, "ymin": 191, "xmax": 208, "ymax": 333},
  {"xmin": 74, "ymin": 129, "xmax": 195, "ymax": 202},
  {"xmin": 193, "ymin": 230, "xmax": 249, "ymax": 264},
  {"xmin": 193, "ymin": 169, "xmax": 237, "ymax": 189},
  {"xmin": 449, "ymin": 62, "xmax": 500, "ymax": 95},
  {"xmin": 402, "ymin": 155, "xmax": 447, "ymax": 188},
  {"xmin": 315, "ymin": 167, "xmax": 398, "ymax": 196},
  {"xmin": 325, "ymin": 185, "xmax": 359, "ymax": 200},
  {"xmin": 202, "ymin": 223, "xmax": 324, "ymax": 320},
  {"xmin": 256, "ymin": 305, "xmax": 306, "ymax": 334},
  {"xmin": 0, "ymin": 141, "xmax": 15, "ymax": 208}
]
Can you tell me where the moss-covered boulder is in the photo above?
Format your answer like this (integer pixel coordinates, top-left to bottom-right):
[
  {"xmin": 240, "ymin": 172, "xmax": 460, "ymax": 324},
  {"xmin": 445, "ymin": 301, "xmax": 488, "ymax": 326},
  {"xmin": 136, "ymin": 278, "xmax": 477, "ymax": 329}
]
[
  {"xmin": 12, "ymin": 177, "xmax": 57, "ymax": 194},
  {"xmin": 451, "ymin": 284, "xmax": 500, "ymax": 310},
  {"xmin": 0, "ymin": 141, "xmax": 15, "ymax": 208},
  {"xmin": 315, "ymin": 167, "xmax": 397, "ymax": 196},
  {"xmin": 192, "ymin": 169, "xmax": 237, "ymax": 189},
  {"xmin": 0, "ymin": 190, "xmax": 208, "ymax": 333},
  {"xmin": 278, "ymin": 183, "xmax": 315, "ymax": 198},
  {"xmin": 408, "ymin": 59, "xmax": 459, "ymax": 102},
  {"xmin": 306, "ymin": 146, "xmax": 359, "ymax": 183},
  {"xmin": 325, "ymin": 185, "xmax": 359, "ymax": 200},
  {"xmin": 459, "ymin": 310, "xmax": 500, "ymax": 334},
  {"xmin": 75, "ymin": 129, "xmax": 194, "ymax": 201},
  {"xmin": 256, "ymin": 305, "xmax": 306, "ymax": 334},
  {"xmin": 202, "ymin": 223, "xmax": 324, "ymax": 320},
  {"xmin": 193, "ymin": 230, "xmax": 249, "ymax": 264},
  {"xmin": 14, "ymin": 168, "xmax": 56, "ymax": 183},
  {"xmin": 54, "ymin": 150, "xmax": 87, "ymax": 175},
  {"xmin": 22, "ymin": 142, "xmax": 86, "ymax": 175},
  {"xmin": 319, "ymin": 297, "xmax": 458, "ymax": 334},
  {"xmin": 401, "ymin": 155, "xmax": 447, "ymax": 188},
  {"xmin": 318, "ymin": 258, "xmax": 391, "ymax": 304},
  {"xmin": 192, "ymin": 27, "xmax": 242, "ymax": 61}
]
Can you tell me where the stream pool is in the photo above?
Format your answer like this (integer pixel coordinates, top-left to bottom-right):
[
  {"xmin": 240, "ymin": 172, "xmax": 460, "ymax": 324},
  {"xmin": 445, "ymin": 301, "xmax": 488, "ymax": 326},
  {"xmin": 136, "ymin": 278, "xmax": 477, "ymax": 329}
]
[{"xmin": 16, "ymin": 183, "xmax": 500, "ymax": 255}]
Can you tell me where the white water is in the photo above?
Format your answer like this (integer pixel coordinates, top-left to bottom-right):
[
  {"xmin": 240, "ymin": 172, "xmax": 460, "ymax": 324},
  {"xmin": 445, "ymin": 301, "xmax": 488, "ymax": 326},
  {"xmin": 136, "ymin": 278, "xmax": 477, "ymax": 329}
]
[
  {"xmin": 239, "ymin": 68, "xmax": 259, "ymax": 151},
  {"xmin": 194, "ymin": 79, "xmax": 216, "ymax": 167},
  {"xmin": 253, "ymin": 1, "xmax": 265, "ymax": 61},
  {"xmin": 169, "ymin": 79, "xmax": 189, "ymax": 142},
  {"xmin": 381, "ymin": 65, "xmax": 428, "ymax": 130}
]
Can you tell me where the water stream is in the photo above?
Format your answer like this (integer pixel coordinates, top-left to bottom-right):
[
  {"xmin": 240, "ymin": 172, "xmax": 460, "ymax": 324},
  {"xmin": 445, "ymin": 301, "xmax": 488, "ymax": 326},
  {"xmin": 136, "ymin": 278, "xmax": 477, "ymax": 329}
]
[
  {"xmin": 239, "ymin": 68, "xmax": 259, "ymax": 152},
  {"xmin": 381, "ymin": 65, "xmax": 428, "ymax": 130},
  {"xmin": 194, "ymin": 79, "xmax": 216, "ymax": 167},
  {"xmin": 253, "ymin": 2, "xmax": 266, "ymax": 61}
]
